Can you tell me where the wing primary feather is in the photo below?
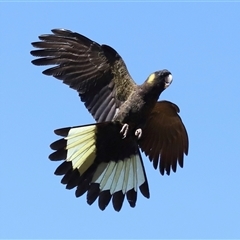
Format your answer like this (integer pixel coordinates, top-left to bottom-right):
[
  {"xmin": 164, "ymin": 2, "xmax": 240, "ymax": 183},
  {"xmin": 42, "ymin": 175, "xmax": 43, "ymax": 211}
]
[
  {"xmin": 98, "ymin": 98, "xmax": 115, "ymax": 122},
  {"xmin": 105, "ymin": 101, "xmax": 117, "ymax": 121},
  {"xmin": 91, "ymin": 90, "xmax": 112, "ymax": 115},
  {"xmin": 94, "ymin": 94, "xmax": 113, "ymax": 120}
]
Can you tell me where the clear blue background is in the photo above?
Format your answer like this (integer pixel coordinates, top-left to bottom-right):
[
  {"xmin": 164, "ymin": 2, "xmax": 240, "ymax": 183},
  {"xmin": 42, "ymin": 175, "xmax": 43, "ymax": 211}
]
[{"xmin": 1, "ymin": 2, "xmax": 240, "ymax": 239}]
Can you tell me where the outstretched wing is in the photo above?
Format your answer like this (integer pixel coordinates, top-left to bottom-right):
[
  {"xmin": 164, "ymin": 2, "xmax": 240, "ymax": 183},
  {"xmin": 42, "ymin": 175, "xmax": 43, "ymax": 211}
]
[
  {"xmin": 31, "ymin": 29, "xmax": 136, "ymax": 122},
  {"xmin": 138, "ymin": 101, "xmax": 189, "ymax": 175}
]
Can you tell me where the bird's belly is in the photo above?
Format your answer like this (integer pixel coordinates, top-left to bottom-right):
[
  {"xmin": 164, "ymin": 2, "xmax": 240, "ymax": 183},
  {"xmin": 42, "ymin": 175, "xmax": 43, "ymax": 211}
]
[{"xmin": 114, "ymin": 97, "xmax": 156, "ymax": 132}]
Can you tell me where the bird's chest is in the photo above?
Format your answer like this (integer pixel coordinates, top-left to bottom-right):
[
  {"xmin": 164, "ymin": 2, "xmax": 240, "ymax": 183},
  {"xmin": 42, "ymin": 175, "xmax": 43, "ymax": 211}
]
[{"xmin": 114, "ymin": 91, "xmax": 157, "ymax": 128}]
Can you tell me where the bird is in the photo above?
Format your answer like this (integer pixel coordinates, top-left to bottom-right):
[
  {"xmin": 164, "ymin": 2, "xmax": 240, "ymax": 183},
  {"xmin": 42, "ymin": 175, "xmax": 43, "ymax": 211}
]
[{"xmin": 30, "ymin": 28, "xmax": 189, "ymax": 212}]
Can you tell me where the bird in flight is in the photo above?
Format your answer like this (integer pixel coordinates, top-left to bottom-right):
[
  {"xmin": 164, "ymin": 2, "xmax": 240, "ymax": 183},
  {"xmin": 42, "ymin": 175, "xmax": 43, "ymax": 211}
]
[{"xmin": 31, "ymin": 29, "xmax": 189, "ymax": 211}]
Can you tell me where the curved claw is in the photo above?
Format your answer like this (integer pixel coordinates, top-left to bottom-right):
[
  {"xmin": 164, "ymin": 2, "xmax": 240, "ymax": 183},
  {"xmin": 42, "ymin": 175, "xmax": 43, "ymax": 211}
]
[
  {"xmin": 120, "ymin": 123, "xmax": 129, "ymax": 139},
  {"xmin": 135, "ymin": 128, "xmax": 142, "ymax": 139}
]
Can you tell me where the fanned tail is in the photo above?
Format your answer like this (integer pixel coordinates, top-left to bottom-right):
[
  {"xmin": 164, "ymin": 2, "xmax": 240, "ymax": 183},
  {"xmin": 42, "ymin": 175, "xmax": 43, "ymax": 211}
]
[{"xmin": 49, "ymin": 122, "xmax": 149, "ymax": 211}]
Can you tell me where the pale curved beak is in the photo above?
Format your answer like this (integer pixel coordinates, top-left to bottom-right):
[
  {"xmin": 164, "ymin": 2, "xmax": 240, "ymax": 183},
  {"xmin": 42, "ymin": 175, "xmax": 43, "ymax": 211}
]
[{"xmin": 164, "ymin": 74, "xmax": 173, "ymax": 89}]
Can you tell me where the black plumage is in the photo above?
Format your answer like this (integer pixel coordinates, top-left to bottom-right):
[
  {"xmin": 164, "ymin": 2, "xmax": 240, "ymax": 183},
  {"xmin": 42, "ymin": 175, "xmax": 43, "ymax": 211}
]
[{"xmin": 31, "ymin": 29, "xmax": 189, "ymax": 211}]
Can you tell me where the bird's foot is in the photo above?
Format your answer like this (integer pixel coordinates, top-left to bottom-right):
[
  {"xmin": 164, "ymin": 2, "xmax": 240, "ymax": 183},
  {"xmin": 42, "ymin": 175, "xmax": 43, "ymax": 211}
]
[
  {"xmin": 120, "ymin": 123, "xmax": 129, "ymax": 139},
  {"xmin": 135, "ymin": 128, "xmax": 142, "ymax": 139}
]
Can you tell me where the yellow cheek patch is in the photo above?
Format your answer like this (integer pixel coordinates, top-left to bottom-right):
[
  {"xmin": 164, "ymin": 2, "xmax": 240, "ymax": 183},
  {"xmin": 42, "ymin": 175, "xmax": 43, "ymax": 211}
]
[{"xmin": 147, "ymin": 73, "xmax": 156, "ymax": 84}]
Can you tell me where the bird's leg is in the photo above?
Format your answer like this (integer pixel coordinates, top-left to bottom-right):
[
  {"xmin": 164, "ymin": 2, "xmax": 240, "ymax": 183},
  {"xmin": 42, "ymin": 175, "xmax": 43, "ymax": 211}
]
[
  {"xmin": 135, "ymin": 128, "xmax": 142, "ymax": 139},
  {"xmin": 120, "ymin": 123, "xmax": 129, "ymax": 139}
]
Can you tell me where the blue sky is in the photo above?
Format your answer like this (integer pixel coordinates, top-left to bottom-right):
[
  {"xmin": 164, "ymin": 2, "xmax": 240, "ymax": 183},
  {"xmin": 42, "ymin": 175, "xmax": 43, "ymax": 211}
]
[{"xmin": 1, "ymin": 2, "xmax": 240, "ymax": 239}]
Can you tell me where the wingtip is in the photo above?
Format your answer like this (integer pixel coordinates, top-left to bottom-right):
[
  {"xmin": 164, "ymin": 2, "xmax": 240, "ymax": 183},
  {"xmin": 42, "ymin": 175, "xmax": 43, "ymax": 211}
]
[
  {"xmin": 51, "ymin": 28, "xmax": 73, "ymax": 34},
  {"xmin": 30, "ymin": 58, "xmax": 38, "ymax": 65}
]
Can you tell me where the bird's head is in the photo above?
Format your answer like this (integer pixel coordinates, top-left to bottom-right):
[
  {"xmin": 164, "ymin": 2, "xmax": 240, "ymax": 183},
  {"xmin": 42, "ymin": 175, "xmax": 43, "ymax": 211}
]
[
  {"xmin": 146, "ymin": 69, "xmax": 173, "ymax": 90},
  {"xmin": 141, "ymin": 69, "xmax": 173, "ymax": 101}
]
